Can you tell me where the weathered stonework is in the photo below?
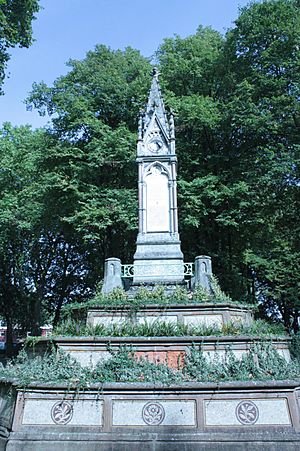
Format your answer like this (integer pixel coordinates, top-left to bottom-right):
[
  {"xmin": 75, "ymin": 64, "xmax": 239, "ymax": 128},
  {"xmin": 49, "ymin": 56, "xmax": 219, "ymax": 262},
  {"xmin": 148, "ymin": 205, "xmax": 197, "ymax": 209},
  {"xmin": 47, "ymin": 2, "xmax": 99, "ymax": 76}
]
[
  {"xmin": 87, "ymin": 303, "xmax": 254, "ymax": 328},
  {"xmin": 34, "ymin": 336, "xmax": 291, "ymax": 369},
  {"xmin": 2, "ymin": 381, "xmax": 300, "ymax": 450},
  {"xmin": 133, "ymin": 69, "xmax": 184, "ymax": 284}
]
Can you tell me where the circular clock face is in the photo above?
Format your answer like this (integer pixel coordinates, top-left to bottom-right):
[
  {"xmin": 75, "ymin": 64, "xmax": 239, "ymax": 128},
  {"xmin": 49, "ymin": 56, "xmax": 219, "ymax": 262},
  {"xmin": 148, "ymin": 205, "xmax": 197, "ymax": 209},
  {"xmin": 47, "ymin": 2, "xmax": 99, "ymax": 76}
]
[{"xmin": 148, "ymin": 138, "xmax": 163, "ymax": 153}]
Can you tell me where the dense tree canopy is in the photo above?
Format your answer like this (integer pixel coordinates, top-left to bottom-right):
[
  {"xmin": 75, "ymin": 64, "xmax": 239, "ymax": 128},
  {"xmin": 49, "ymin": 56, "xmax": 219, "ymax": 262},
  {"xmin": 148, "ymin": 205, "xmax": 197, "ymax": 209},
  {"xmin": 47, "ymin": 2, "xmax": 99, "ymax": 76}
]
[
  {"xmin": 0, "ymin": 0, "xmax": 39, "ymax": 91},
  {"xmin": 0, "ymin": 0, "xmax": 299, "ymax": 349}
]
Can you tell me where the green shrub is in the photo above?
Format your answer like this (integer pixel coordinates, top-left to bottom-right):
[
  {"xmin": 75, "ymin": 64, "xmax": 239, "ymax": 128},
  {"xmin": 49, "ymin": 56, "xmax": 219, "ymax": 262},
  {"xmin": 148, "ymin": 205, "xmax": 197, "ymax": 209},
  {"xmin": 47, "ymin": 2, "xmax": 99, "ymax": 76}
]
[
  {"xmin": 170, "ymin": 285, "xmax": 190, "ymax": 303},
  {"xmin": 192, "ymin": 284, "xmax": 211, "ymax": 302},
  {"xmin": 290, "ymin": 332, "xmax": 300, "ymax": 362},
  {"xmin": 209, "ymin": 275, "xmax": 232, "ymax": 302},
  {"xmin": 2, "ymin": 343, "xmax": 299, "ymax": 388},
  {"xmin": 184, "ymin": 342, "xmax": 300, "ymax": 382}
]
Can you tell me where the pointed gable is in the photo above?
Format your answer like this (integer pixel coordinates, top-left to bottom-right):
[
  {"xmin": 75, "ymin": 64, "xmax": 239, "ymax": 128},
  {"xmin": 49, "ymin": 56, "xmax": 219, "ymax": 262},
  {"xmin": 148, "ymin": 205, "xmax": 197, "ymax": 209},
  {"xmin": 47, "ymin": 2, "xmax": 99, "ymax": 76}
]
[
  {"xmin": 137, "ymin": 68, "xmax": 175, "ymax": 157},
  {"xmin": 144, "ymin": 68, "xmax": 169, "ymax": 136}
]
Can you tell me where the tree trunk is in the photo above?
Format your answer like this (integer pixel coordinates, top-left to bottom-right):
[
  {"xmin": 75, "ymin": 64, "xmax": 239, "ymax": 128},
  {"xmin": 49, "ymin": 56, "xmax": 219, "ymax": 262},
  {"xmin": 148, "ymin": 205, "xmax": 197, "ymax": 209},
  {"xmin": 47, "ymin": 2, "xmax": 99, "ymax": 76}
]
[
  {"xmin": 5, "ymin": 315, "xmax": 14, "ymax": 357},
  {"xmin": 32, "ymin": 296, "xmax": 41, "ymax": 336}
]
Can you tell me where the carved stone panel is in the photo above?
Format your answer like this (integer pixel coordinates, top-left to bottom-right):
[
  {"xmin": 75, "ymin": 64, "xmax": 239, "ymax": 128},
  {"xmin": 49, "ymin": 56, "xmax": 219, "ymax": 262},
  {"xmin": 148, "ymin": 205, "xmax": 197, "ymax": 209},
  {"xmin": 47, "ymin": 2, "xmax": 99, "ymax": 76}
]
[{"xmin": 112, "ymin": 400, "xmax": 196, "ymax": 426}]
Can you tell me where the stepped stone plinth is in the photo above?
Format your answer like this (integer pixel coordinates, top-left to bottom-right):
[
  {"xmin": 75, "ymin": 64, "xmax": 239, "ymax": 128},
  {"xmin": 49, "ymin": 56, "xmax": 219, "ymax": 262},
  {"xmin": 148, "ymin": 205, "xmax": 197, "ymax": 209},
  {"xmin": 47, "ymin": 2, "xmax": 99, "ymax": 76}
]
[
  {"xmin": 33, "ymin": 335, "xmax": 291, "ymax": 369},
  {"xmin": 87, "ymin": 302, "xmax": 254, "ymax": 328},
  {"xmin": 2, "ymin": 380, "xmax": 300, "ymax": 450},
  {"xmin": 1, "ymin": 70, "xmax": 298, "ymax": 451}
]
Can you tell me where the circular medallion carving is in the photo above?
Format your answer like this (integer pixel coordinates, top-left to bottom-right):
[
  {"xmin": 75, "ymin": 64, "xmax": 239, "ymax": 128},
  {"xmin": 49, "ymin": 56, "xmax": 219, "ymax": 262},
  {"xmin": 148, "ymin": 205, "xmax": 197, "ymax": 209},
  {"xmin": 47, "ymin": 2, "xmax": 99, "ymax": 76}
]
[
  {"xmin": 142, "ymin": 402, "xmax": 165, "ymax": 425},
  {"xmin": 236, "ymin": 400, "xmax": 259, "ymax": 425},
  {"xmin": 51, "ymin": 401, "xmax": 73, "ymax": 425}
]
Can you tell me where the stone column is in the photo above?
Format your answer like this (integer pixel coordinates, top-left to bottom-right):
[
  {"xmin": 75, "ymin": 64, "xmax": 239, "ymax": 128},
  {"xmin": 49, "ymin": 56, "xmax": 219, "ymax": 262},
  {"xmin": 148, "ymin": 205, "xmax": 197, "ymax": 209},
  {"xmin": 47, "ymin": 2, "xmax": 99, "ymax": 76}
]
[
  {"xmin": 101, "ymin": 258, "xmax": 123, "ymax": 294},
  {"xmin": 171, "ymin": 161, "xmax": 178, "ymax": 233},
  {"xmin": 192, "ymin": 255, "xmax": 212, "ymax": 292}
]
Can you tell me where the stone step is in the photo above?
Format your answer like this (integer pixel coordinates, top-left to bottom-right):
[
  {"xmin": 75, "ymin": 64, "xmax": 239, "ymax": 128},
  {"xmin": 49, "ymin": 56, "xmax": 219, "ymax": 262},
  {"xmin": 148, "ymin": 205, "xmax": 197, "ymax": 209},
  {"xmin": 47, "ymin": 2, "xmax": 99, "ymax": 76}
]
[
  {"xmin": 3, "ymin": 380, "xmax": 300, "ymax": 450},
  {"xmin": 87, "ymin": 302, "xmax": 253, "ymax": 329},
  {"xmin": 34, "ymin": 335, "xmax": 291, "ymax": 368}
]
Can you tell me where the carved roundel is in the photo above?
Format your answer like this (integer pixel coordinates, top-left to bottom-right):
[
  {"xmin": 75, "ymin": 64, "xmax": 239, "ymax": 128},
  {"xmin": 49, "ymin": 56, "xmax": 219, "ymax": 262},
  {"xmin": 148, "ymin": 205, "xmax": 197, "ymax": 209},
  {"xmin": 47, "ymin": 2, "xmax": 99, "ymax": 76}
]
[
  {"xmin": 147, "ymin": 137, "xmax": 164, "ymax": 153},
  {"xmin": 51, "ymin": 401, "xmax": 73, "ymax": 425},
  {"xmin": 236, "ymin": 400, "xmax": 259, "ymax": 425},
  {"xmin": 142, "ymin": 402, "xmax": 165, "ymax": 425}
]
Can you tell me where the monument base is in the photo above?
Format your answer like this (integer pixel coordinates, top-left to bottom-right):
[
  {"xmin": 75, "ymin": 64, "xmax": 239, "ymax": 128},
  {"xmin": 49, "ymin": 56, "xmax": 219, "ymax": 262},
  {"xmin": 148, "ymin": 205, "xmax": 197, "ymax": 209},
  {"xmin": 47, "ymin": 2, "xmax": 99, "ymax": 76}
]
[
  {"xmin": 133, "ymin": 232, "xmax": 184, "ymax": 284},
  {"xmin": 2, "ymin": 381, "xmax": 300, "ymax": 450}
]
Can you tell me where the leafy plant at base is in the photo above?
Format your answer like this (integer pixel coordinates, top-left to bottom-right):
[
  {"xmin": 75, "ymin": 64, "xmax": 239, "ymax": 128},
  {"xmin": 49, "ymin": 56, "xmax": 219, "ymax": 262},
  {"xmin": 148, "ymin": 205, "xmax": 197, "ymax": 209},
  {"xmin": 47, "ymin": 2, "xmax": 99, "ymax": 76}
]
[
  {"xmin": 289, "ymin": 333, "xmax": 300, "ymax": 362},
  {"xmin": 53, "ymin": 318, "xmax": 286, "ymax": 338},
  {"xmin": 184, "ymin": 342, "xmax": 300, "ymax": 382},
  {"xmin": 171, "ymin": 286, "xmax": 190, "ymax": 303},
  {"xmin": 1, "ymin": 343, "xmax": 299, "ymax": 388},
  {"xmin": 209, "ymin": 275, "xmax": 232, "ymax": 302},
  {"xmin": 192, "ymin": 284, "xmax": 211, "ymax": 302}
]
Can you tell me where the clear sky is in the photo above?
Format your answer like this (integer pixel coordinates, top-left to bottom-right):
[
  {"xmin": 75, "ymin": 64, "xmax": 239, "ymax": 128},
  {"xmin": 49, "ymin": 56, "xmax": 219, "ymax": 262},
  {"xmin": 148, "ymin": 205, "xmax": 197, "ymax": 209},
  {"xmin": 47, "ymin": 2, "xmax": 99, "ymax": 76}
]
[{"xmin": 0, "ymin": 0, "xmax": 251, "ymax": 129}]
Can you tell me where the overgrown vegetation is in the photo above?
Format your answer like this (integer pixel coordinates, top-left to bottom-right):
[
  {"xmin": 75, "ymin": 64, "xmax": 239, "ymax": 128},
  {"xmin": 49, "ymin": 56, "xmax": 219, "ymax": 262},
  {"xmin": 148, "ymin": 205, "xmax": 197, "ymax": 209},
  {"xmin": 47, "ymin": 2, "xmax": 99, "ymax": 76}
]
[
  {"xmin": 183, "ymin": 343, "xmax": 300, "ymax": 382},
  {"xmin": 61, "ymin": 283, "xmax": 248, "ymax": 322},
  {"xmin": 289, "ymin": 332, "xmax": 300, "ymax": 362},
  {"xmin": 52, "ymin": 318, "xmax": 285, "ymax": 338},
  {"xmin": 1, "ymin": 344, "xmax": 299, "ymax": 388}
]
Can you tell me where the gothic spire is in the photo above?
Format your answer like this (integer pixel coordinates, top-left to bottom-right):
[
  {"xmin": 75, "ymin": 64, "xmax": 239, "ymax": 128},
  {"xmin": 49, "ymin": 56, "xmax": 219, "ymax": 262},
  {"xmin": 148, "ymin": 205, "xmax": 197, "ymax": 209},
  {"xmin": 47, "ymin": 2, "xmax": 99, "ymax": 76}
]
[{"xmin": 144, "ymin": 67, "xmax": 169, "ymax": 134}]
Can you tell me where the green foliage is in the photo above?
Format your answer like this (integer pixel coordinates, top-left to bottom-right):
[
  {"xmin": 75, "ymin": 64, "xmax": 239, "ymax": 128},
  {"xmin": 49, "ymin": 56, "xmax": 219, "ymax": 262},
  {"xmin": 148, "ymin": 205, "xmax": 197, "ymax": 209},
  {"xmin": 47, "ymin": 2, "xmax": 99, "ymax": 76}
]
[
  {"xmin": 209, "ymin": 275, "xmax": 232, "ymax": 302},
  {"xmin": 91, "ymin": 346, "xmax": 182, "ymax": 384},
  {"xmin": 171, "ymin": 286, "xmax": 190, "ymax": 303},
  {"xmin": 0, "ymin": 347, "xmax": 182, "ymax": 387},
  {"xmin": 61, "ymin": 282, "xmax": 251, "ymax": 323},
  {"xmin": 192, "ymin": 284, "xmax": 211, "ymax": 302},
  {"xmin": 0, "ymin": 0, "xmax": 40, "ymax": 91},
  {"xmin": 184, "ymin": 342, "xmax": 300, "ymax": 382},
  {"xmin": 53, "ymin": 318, "xmax": 285, "ymax": 338},
  {"xmin": 0, "ymin": 0, "xmax": 299, "ymax": 337},
  {"xmin": 0, "ymin": 348, "xmax": 85, "ymax": 387},
  {"xmin": 289, "ymin": 333, "xmax": 300, "ymax": 362},
  {"xmin": 157, "ymin": 25, "xmax": 223, "ymax": 97},
  {"xmin": 2, "ymin": 343, "xmax": 299, "ymax": 388}
]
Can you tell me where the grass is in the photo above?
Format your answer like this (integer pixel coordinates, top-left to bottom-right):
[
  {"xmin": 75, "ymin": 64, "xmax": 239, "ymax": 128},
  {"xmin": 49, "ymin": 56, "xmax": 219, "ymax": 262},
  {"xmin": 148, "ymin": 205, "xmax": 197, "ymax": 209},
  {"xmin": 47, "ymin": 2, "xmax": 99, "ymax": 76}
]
[{"xmin": 51, "ymin": 318, "xmax": 286, "ymax": 338}]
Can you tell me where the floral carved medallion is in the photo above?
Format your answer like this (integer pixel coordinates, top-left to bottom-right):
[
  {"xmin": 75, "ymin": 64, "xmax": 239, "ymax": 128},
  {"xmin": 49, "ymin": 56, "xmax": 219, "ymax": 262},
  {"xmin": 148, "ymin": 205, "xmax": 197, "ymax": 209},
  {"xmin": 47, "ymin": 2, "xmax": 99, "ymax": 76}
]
[
  {"xmin": 51, "ymin": 401, "xmax": 73, "ymax": 425},
  {"xmin": 236, "ymin": 400, "xmax": 259, "ymax": 425},
  {"xmin": 142, "ymin": 402, "xmax": 165, "ymax": 425}
]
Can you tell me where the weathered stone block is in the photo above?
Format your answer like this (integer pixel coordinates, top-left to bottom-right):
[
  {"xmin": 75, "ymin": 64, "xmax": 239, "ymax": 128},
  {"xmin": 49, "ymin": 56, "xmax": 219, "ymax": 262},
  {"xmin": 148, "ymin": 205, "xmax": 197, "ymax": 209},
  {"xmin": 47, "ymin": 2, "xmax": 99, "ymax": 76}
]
[{"xmin": 112, "ymin": 400, "xmax": 196, "ymax": 426}]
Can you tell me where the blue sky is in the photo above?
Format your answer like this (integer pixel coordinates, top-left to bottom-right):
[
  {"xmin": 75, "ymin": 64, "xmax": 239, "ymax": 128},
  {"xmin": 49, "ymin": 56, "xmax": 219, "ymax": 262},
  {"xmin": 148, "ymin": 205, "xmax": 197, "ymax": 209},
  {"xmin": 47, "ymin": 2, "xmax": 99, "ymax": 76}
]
[{"xmin": 0, "ymin": 0, "xmax": 251, "ymax": 128}]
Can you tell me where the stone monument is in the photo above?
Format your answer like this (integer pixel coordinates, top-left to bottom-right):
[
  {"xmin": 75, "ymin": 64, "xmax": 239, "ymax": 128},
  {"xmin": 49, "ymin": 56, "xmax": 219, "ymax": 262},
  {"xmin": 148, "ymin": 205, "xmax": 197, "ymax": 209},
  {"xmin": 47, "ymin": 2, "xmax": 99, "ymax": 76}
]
[
  {"xmin": 1, "ymin": 69, "xmax": 298, "ymax": 451},
  {"xmin": 133, "ymin": 68, "xmax": 184, "ymax": 285},
  {"xmin": 102, "ymin": 68, "xmax": 212, "ymax": 294}
]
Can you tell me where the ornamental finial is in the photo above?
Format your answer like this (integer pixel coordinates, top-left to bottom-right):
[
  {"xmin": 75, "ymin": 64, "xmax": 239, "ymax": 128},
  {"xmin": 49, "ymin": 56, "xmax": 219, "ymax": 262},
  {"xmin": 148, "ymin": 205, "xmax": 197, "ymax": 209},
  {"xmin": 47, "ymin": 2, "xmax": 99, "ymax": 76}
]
[{"xmin": 152, "ymin": 67, "xmax": 160, "ymax": 78}]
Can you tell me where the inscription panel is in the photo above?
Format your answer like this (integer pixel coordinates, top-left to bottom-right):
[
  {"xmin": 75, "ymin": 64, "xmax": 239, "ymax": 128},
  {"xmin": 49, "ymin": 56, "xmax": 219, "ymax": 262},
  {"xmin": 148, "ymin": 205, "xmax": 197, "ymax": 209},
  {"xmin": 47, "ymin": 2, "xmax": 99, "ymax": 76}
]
[
  {"xmin": 136, "ymin": 315, "xmax": 178, "ymax": 325},
  {"xmin": 59, "ymin": 349, "xmax": 111, "ymax": 367}
]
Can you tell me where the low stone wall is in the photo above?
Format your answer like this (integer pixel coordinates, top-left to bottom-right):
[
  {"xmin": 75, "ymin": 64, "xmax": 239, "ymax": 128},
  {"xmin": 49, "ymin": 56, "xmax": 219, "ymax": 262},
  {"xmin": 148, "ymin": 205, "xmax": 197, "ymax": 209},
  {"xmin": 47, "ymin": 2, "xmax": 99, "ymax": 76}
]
[
  {"xmin": 2, "ymin": 380, "xmax": 300, "ymax": 450},
  {"xmin": 87, "ymin": 303, "xmax": 253, "ymax": 328},
  {"xmin": 35, "ymin": 335, "xmax": 291, "ymax": 368}
]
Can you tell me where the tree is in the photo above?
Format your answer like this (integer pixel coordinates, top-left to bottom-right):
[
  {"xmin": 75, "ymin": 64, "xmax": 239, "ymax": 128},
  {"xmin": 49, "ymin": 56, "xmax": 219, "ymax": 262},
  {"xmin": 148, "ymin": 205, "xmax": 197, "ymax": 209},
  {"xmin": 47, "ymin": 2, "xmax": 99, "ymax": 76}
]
[
  {"xmin": 220, "ymin": 0, "xmax": 300, "ymax": 325},
  {"xmin": 0, "ymin": 123, "xmax": 43, "ymax": 353},
  {"xmin": 0, "ymin": 0, "xmax": 40, "ymax": 91},
  {"xmin": 5, "ymin": 0, "xmax": 297, "ymax": 336},
  {"xmin": 27, "ymin": 46, "xmax": 152, "ymax": 263},
  {"xmin": 157, "ymin": 1, "xmax": 300, "ymax": 326}
]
